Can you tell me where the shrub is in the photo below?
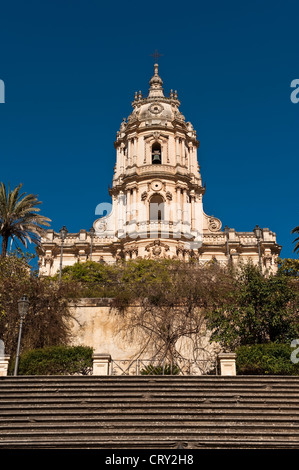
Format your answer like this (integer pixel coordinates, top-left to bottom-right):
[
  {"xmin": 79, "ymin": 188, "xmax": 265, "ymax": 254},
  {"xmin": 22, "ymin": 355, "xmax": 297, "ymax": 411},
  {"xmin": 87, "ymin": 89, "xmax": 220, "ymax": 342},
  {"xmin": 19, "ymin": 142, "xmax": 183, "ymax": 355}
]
[
  {"xmin": 10, "ymin": 345, "xmax": 93, "ymax": 375},
  {"xmin": 236, "ymin": 343, "xmax": 299, "ymax": 375},
  {"xmin": 0, "ymin": 254, "xmax": 80, "ymax": 356},
  {"xmin": 140, "ymin": 363, "xmax": 180, "ymax": 375}
]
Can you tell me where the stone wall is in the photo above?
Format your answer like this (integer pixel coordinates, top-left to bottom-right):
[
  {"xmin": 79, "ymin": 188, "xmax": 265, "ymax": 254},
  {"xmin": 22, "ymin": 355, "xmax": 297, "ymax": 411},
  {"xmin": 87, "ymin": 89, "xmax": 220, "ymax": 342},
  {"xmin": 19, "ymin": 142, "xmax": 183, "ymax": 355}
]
[
  {"xmin": 68, "ymin": 298, "xmax": 220, "ymax": 369},
  {"xmin": 68, "ymin": 298, "xmax": 139, "ymax": 359}
]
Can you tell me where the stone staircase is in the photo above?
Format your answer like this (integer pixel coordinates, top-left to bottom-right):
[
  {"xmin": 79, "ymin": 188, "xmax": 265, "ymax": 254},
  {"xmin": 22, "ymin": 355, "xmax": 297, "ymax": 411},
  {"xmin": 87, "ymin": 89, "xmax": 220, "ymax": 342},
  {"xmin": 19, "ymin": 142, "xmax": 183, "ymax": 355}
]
[{"xmin": 0, "ymin": 375, "xmax": 299, "ymax": 449}]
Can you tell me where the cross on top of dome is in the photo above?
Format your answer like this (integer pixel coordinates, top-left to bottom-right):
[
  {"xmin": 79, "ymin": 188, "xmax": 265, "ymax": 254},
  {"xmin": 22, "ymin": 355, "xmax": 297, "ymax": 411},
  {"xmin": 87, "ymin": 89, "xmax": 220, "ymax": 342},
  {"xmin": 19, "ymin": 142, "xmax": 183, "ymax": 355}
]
[{"xmin": 150, "ymin": 49, "xmax": 163, "ymax": 62}]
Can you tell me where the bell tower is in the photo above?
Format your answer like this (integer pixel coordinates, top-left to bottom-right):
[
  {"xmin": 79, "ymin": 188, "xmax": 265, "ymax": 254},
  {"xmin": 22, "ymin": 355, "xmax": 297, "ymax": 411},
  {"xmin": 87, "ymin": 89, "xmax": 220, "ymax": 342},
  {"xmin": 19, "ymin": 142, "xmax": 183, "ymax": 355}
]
[
  {"xmin": 94, "ymin": 62, "xmax": 205, "ymax": 259},
  {"xmin": 37, "ymin": 61, "xmax": 281, "ymax": 274}
]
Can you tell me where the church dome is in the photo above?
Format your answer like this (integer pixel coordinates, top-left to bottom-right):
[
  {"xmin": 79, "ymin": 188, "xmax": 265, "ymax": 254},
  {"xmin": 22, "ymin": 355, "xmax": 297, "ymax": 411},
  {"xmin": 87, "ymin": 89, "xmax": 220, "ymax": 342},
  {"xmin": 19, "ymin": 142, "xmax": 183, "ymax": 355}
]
[
  {"xmin": 122, "ymin": 63, "xmax": 184, "ymax": 131},
  {"xmin": 138, "ymin": 101, "xmax": 174, "ymax": 122}
]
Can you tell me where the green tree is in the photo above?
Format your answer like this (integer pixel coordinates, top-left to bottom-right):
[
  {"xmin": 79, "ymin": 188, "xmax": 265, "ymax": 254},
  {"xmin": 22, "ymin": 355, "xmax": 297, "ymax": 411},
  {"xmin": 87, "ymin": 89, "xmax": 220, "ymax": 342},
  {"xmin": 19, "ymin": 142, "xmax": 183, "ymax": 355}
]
[
  {"xmin": 291, "ymin": 225, "xmax": 299, "ymax": 255},
  {"xmin": 0, "ymin": 182, "xmax": 51, "ymax": 257},
  {"xmin": 57, "ymin": 260, "xmax": 119, "ymax": 298},
  {"xmin": 206, "ymin": 263, "xmax": 299, "ymax": 351},
  {"xmin": 0, "ymin": 253, "xmax": 78, "ymax": 356},
  {"xmin": 277, "ymin": 258, "xmax": 299, "ymax": 277}
]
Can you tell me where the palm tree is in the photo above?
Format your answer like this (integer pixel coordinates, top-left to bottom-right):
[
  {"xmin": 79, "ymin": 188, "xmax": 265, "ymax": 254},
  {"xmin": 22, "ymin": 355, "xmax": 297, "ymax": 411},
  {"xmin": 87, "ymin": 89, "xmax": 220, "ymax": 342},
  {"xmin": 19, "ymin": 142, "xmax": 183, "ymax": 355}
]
[
  {"xmin": 0, "ymin": 182, "xmax": 51, "ymax": 257},
  {"xmin": 291, "ymin": 225, "xmax": 299, "ymax": 255}
]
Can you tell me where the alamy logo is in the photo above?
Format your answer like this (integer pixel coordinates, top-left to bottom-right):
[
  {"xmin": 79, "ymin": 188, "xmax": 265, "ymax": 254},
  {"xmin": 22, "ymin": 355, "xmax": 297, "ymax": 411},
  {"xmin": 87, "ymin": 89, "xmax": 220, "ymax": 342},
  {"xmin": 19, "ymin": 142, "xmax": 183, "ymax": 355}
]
[
  {"xmin": 291, "ymin": 339, "xmax": 299, "ymax": 364},
  {"xmin": 94, "ymin": 198, "xmax": 204, "ymax": 250},
  {"xmin": 0, "ymin": 339, "xmax": 4, "ymax": 359},
  {"xmin": 0, "ymin": 79, "xmax": 4, "ymax": 103},
  {"xmin": 290, "ymin": 79, "xmax": 299, "ymax": 104}
]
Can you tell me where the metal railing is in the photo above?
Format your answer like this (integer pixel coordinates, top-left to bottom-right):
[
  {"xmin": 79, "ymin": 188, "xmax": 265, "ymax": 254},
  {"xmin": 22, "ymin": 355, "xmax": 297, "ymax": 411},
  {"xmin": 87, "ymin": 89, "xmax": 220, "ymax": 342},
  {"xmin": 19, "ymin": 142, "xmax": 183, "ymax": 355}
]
[{"xmin": 110, "ymin": 358, "xmax": 218, "ymax": 376}]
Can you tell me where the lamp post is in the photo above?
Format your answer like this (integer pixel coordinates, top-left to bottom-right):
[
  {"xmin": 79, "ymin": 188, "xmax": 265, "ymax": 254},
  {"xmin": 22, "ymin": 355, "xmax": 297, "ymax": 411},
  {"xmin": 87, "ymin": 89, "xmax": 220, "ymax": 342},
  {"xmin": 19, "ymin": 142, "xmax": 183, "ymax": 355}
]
[
  {"xmin": 59, "ymin": 225, "xmax": 68, "ymax": 282},
  {"xmin": 89, "ymin": 227, "xmax": 95, "ymax": 260},
  {"xmin": 223, "ymin": 225, "xmax": 230, "ymax": 264},
  {"xmin": 253, "ymin": 225, "xmax": 263, "ymax": 273},
  {"xmin": 14, "ymin": 296, "xmax": 30, "ymax": 376}
]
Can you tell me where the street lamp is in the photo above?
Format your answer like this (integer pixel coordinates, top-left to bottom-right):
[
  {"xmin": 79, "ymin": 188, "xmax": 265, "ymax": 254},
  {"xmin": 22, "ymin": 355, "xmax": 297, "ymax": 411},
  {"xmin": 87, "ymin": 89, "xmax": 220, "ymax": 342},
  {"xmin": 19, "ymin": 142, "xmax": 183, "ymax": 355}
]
[
  {"xmin": 223, "ymin": 225, "xmax": 230, "ymax": 264},
  {"xmin": 253, "ymin": 225, "xmax": 263, "ymax": 273},
  {"xmin": 89, "ymin": 227, "xmax": 95, "ymax": 261},
  {"xmin": 14, "ymin": 296, "xmax": 30, "ymax": 376},
  {"xmin": 59, "ymin": 225, "xmax": 68, "ymax": 282}
]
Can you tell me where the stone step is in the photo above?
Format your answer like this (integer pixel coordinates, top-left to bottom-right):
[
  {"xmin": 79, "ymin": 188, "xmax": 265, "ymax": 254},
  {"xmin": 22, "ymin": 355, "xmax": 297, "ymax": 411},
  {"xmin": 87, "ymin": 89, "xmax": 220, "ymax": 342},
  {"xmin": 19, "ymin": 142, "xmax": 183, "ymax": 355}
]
[
  {"xmin": 0, "ymin": 395, "xmax": 298, "ymax": 403},
  {"xmin": 1, "ymin": 418, "xmax": 299, "ymax": 429},
  {"xmin": 1, "ymin": 415, "xmax": 298, "ymax": 424},
  {"xmin": 0, "ymin": 402, "xmax": 298, "ymax": 416},
  {"xmin": 0, "ymin": 389, "xmax": 297, "ymax": 398},
  {"xmin": 1, "ymin": 406, "xmax": 298, "ymax": 415},
  {"xmin": 0, "ymin": 439, "xmax": 298, "ymax": 450},
  {"xmin": 1, "ymin": 383, "xmax": 298, "ymax": 391},
  {"xmin": 2, "ymin": 376, "xmax": 299, "ymax": 384},
  {"xmin": 1, "ymin": 375, "xmax": 299, "ymax": 449},
  {"xmin": 2, "ymin": 428, "xmax": 299, "ymax": 439}
]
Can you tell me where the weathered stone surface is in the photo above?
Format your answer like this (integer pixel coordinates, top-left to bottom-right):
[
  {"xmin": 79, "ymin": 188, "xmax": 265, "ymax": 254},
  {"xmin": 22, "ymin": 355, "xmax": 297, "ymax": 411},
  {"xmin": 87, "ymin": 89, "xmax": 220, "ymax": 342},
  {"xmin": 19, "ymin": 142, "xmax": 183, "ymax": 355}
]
[{"xmin": 0, "ymin": 376, "xmax": 299, "ymax": 449}]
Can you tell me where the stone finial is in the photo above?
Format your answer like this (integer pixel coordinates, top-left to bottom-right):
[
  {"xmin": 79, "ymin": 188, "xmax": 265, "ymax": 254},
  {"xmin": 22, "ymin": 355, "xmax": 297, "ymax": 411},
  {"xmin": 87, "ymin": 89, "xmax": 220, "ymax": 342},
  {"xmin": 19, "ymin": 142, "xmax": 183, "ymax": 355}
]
[{"xmin": 148, "ymin": 63, "xmax": 164, "ymax": 98}]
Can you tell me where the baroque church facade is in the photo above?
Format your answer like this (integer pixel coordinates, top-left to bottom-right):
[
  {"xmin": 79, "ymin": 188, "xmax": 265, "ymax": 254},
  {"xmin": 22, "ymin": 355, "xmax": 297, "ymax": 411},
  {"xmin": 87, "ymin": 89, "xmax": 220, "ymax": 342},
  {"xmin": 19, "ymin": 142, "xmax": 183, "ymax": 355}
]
[{"xmin": 38, "ymin": 64, "xmax": 281, "ymax": 275}]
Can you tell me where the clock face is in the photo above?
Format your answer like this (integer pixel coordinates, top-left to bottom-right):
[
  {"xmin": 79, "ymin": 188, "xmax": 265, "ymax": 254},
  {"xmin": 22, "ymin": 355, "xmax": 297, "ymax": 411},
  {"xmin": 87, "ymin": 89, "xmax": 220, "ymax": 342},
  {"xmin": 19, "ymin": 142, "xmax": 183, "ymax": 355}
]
[
  {"xmin": 148, "ymin": 103, "xmax": 164, "ymax": 115},
  {"xmin": 151, "ymin": 180, "xmax": 163, "ymax": 191}
]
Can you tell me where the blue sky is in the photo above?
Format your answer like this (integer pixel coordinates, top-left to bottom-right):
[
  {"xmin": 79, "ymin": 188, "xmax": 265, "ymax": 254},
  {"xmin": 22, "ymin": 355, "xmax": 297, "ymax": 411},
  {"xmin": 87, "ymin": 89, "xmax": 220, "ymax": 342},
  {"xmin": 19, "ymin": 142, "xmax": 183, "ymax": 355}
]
[{"xmin": 0, "ymin": 0, "xmax": 298, "ymax": 262}]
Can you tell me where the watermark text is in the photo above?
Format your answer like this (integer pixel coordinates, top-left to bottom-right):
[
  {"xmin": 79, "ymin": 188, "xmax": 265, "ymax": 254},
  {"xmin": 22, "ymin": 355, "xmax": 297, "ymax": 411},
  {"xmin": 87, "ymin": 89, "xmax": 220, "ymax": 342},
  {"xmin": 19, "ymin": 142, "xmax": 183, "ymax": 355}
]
[
  {"xmin": 0, "ymin": 79, "xmax": 4, "ymax": 103},
  {"xmin": 290, "ymin": 79, "xmax": 299, "ymax": 104}
]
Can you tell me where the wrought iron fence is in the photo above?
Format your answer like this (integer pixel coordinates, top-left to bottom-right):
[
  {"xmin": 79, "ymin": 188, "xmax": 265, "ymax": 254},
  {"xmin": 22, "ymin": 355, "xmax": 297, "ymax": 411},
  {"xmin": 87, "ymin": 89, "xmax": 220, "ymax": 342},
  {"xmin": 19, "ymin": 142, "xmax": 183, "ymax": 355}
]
[{"xmin": 110, "ymin": 358, "xmax": 218, "ymax": 376}]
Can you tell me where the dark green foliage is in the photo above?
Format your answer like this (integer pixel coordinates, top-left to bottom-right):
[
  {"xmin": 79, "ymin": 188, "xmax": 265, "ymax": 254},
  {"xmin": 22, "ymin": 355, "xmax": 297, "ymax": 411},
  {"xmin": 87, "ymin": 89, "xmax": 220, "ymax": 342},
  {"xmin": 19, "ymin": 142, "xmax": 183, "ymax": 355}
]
[
  {"xmin": 140, "ymin": 363, "xmax": 180, "ymax": 375},
  {"xmin": 291, "ymin": 225, "xmax": 299, "ymax": 255},
  {"xmin": 0, "ymin": 253, "xmax": 79, "ymax": 356},
  {"xmin": 236, "ymin": 343, "xmax": 299, "ymax": 375},
  {"xmin": 277, "ymin": 258, "xmax": 299, "ymax": 277},
  {"xmin": 207, "ymin": 263, "xmax": 299, "ymax": 350},
  {"xmin": 9, "ymin": 345, "xmax": 93, "ymax": 375},
  {"xmin": 56, "ymin": 261, "xmax": 119, "ymax": 298}
]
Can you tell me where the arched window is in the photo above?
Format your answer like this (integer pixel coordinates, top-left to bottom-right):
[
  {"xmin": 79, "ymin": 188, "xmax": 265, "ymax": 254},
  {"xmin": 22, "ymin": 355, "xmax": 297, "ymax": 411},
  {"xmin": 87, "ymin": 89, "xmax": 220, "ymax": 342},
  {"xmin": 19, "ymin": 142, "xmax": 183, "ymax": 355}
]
[
  {"xmin": 149, "ymin": 194, "xmax": 164, "ymax": 221},
  {"xmin": 152, "ymin": 142, "xmax": 162, "ymax": 164}
]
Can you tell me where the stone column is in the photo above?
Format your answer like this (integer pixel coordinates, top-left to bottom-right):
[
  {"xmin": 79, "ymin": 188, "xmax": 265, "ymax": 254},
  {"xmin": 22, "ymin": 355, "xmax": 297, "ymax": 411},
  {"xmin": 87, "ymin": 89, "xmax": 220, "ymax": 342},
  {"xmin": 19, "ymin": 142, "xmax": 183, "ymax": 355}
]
[
  {"xmin": 141, "ymin": 137, "xmax": 146, "ymax": 164},
  {"xmin": 176, "ymin": 137, "xmax": 180, "ymax": 164},
  {"xmin": 264, "ymin": 248, "xmax": 272, "ymax": 272},
  {"xmin": 120, "ymin": 145, "xmax": 124, "ymax": 174},
  {"xmin": 180, "ymin": 139, "xmax": 184, "ymax": 165},
  {"xmin": 117, "ymin": 191, "xmax": 125, "ymax": 237},
  {"xmin": 182, "ymin": 188, "xmax": 189, "ymax": 224},
  {"xmin": 127, "ymin": 139, "xmax": 131, "ymax": 166},
  {"xmin": 189, "ymin": 143, "xmax": 194, "ymax": 176},
  {"xmin": 133, "ymin": 137, "xmax": 137, "ymax": 165},
  {"xmin": 126, "ymin": 189, "xmax": 131, "ymax": 223},
  {"xmin": 0, "ymin": 356, "xmax": 10, "ymax": 377},
  {"xmin": 176, "ymin": 187, "xmax": 182, "ymax": 222},
  {"xmin": 92, "ymin": 354, "xmax": 111, "ymax": 376},
  {"xmin": 133, "ymin": 187, "xmax": 137, "ymax": 220},
  {"xmin": 230, "ymin": 250, "xmax": 239, "ymax": 266},
  {"xmin": 218, "ymin": 353, "xmax": 237, "ymax": 376},
  {"xmin": 190, "ymin": 192, "xmax": 196, "ymax": 230},
  {"xmin": 176, "ymin": 187, "xmax": 182, "ymax": 238}
]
